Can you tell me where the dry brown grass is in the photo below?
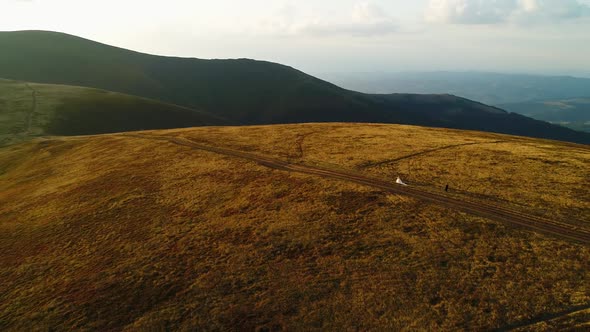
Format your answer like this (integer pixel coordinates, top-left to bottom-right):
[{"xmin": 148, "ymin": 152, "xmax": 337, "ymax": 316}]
[{"xmin": 0, "ymin": 123, "xmax": 588, "ymax": 331}]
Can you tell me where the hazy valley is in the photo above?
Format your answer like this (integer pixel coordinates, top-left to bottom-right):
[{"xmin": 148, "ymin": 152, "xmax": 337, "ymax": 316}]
[{"xmin": 324, "ymin": 71, "xmax": 590, "ymax": 133}]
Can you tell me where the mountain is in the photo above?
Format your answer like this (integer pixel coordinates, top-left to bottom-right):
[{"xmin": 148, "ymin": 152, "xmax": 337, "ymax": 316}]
[
  {"xmin": 1, "ymin": 30, "xmax": 589, "ymax": 144},
  {"xmin": 322, "ymin": 71, "xmax": 590, "ymax": 106},
  {"xmin": 0, "ymin": 78, "xmax": 226, "ymax": 146},
  {"xmin": 322, "ymin": 71, "xmax": 590, "ymax": 137},
  {"xmin": 0, "ymin": 30, "xmax": 378, "ymax": 124},
  {"xmin": 499, "ymin": 98, "xmax": 590, "ymax": 133},
  {"xmin": 1, "ymin": 123, "xmax": 588, "ymax": 330}
]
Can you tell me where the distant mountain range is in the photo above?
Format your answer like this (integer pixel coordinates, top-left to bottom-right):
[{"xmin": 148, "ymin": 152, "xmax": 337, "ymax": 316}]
[
  {"xmin": 323, "ymin": 71, "xmax": 590, "ymax": 133},
  {"xmin": 498, "ymin": 98, "xmax": 590, "ymax": 133},
  {"xmin": 1, "ymin": 30, "xmax": 589, "ymax": 144}
]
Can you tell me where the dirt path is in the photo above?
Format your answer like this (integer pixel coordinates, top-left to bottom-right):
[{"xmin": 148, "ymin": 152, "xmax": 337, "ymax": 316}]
[
  {"xmin": 125, "ymin": 133, "xmax": 590, "ymax": 244},
  {"xmin": 23, "ymin": 83, "xmax": 37, "ymax": 134},
  {"xmin": 494, "ymin": 304, "xmax": 590, "ymax": 331},
  {"xmin": 293, "ymin": 131, "xmax": 318, "ymax": 159},
  {"xmin": 359, "ymin": 140, "xmax": 506, "ymax": 169}
]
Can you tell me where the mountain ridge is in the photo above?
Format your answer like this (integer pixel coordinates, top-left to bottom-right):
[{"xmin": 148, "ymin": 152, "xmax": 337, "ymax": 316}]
[{"xmin": 1, "ymin": 30, "xmax": 589, "ymax": 144}]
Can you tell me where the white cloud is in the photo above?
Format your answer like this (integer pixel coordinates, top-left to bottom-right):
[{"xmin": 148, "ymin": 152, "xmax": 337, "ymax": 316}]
[
  {"xmin": 352, "ymin": 2, "xmax": 389, "ymax": 23},
  {"xmin": 425, "ymin": 0, "xmax": 515, "ymax": 24},
  {"xmin": 425, "ymin": 0, "xmax": 590, "ymax": 24},
  {"xmin": 257, "ymin": 1, "xmax": 398, "ymax": 37},
  {"xmin": 519, "ymin": 0, "xmax": 539, "ymax": 12},
  {"xmin": 539, "ymin": 0, "xmax": 586, "ymax": 19}
]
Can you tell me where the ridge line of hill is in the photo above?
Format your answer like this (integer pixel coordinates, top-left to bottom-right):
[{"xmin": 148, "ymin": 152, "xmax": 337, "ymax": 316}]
[{"xmin": 1, "ymin": 30, "xmax": 589, "ymax": 144}]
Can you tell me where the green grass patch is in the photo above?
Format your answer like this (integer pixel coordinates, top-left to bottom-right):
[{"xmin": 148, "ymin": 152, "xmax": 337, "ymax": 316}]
[{"xmin": 0, "ymin": 78, "xmax": 226, "ymax": 146}]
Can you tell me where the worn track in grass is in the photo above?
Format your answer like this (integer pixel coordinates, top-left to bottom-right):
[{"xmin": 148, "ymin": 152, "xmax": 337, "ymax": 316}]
[
  {"xmin": 125, "ymin": 133, "xmax": 590, "ymax": 245},
  {"xmin": 23, "ymin": 83, "xmax": 37, "ymax": 135}
]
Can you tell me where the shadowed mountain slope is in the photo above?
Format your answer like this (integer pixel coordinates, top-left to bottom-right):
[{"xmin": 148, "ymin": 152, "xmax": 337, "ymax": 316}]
[
  {"xmin": 0, "ymin": 78, "xmax": 226, "ymax": 146},
  {"xmin": 1, "ymin": 30, "xmax": 589, "ymax": 144},
  {"xmin": 499, "ymin": 98, "xmax": 590, "ymax": 133}
]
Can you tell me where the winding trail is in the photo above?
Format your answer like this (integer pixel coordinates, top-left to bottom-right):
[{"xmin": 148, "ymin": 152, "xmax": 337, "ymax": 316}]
[
  {"xmin": 293, "ymin": 131, "xmax": 318, "ymax": 159},
  {"xmin": 494, "ymin": 304, "xmax": 590, "ymax": 331},
  {"xmin": 125, "ymin": 133, "xmax": 590, "ymax": 244},
  {"xmin": 23, "ymin": 83, "xmax": 37, "ymax": 134},
  {"xmin": 359, "ymin": 140, "xmax": 506, "ymax": 169}
]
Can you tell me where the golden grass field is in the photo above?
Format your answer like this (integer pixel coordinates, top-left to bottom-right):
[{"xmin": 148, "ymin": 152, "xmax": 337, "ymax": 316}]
[{"xmin": 0, "ymin": 123, "xmax": 589, "ymax": 331}]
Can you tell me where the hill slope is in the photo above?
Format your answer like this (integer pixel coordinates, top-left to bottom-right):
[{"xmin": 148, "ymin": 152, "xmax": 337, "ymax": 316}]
[
  {"xmin": 500, "ymin": 98, "xmax": 590, "ymax": 133},
  {"xmin": 1, "ymin": 124, "xmax": 589, "ymax": 330},
  {"xmin": 1, "ymin": 30, "xmax": 589, "ymax": 144},
  {"xmin": 323, "ymin": 71, "xmax": 590, "ymax": 105},
  {"xmin": 0, "ymin": 78, "xmax": 226, "ymax": 146}
]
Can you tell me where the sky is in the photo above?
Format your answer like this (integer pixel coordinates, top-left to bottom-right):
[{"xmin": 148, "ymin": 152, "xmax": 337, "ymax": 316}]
[{"xmin": 2, "ymin": 0, "xmax": 590, "ymax": 76}]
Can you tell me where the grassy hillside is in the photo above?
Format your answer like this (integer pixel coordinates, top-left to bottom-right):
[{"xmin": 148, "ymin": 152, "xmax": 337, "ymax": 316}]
[
  {"xmin": 0, "ymin": 31, "xmax": 379, "ymax": 123},
  {"xmin": 1, "ymin": 123, "xmax": 588, "ymax": 331},
  {"xmin": 1, "ymin": 30, "xmax": 589, "ymax": 144},
  {"xmin": 0, "ymin": 78, "xmax": 226, "ymax": 146},
  {"xmin": 500, "ymin": 98, "xmax": 590, "ymax": 133}
]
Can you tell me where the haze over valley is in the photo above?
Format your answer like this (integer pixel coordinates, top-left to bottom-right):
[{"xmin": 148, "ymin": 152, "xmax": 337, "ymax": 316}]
[{"xmin": 324, "ymin": 71, "xmax": 590, "ymax": 133}]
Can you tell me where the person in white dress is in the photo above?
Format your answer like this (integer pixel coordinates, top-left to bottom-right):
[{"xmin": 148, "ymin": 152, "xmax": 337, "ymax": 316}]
[{"xmin": 396, "ymin": 177, "xmax": 408, "ymax": 186}]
